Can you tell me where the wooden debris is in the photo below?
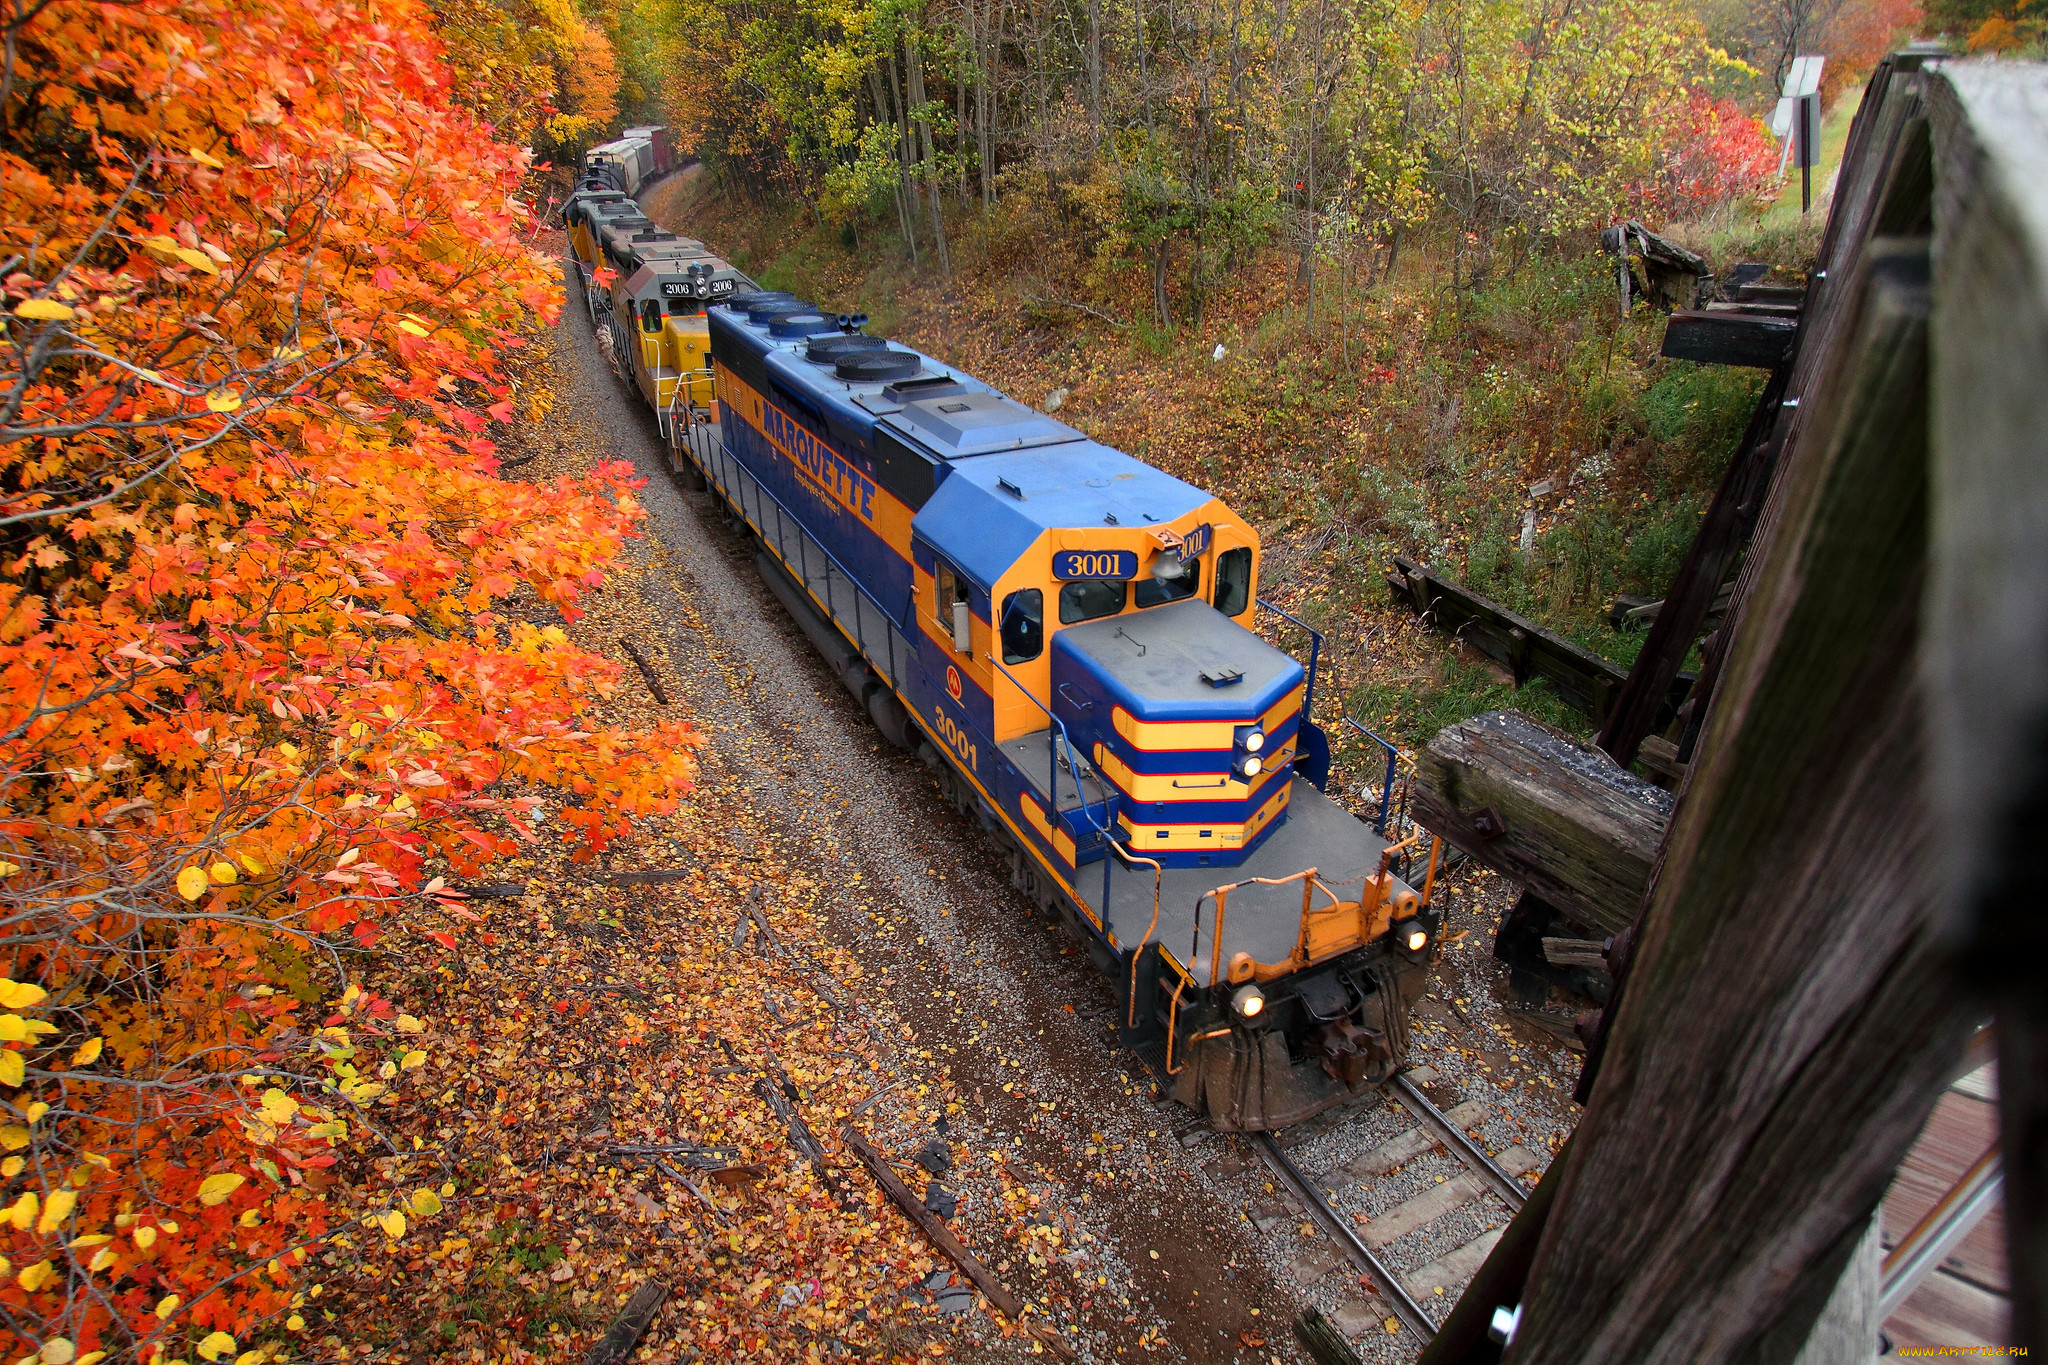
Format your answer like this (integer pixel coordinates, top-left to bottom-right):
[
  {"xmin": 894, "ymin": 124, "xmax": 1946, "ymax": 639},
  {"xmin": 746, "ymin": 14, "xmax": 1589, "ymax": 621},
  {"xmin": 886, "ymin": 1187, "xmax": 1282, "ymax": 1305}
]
[
  {"xmin": 1294, "ymin": 1306, "xmax": 1369, "ymax": 1365},
  {"xmin": 446, "ymin": 881, "xmax": 527, "ymax": 899},
  {"xmin": 619, "ymin": 635, "xmax": 669, "ymax": 704},
  {"xmin": 1660, "ymin": 309, "xmax": 1797, "ymax": 368},
  {"xmin": 604, "ymin": 867, "xmax": 692, "ymax": 885},
  {"xmin": 1412, "ymin": 710, "xmax": 1674, "ymax": 937},
  {"xmin": 582, "ymin": 1280, "xmax": 669, "ymax": 1365},
  {"xmin": 841, "ymin": 1125, "xmax": 1077, "ymax": 1360},
  {"xmin": 1541, "ymin": 937, "xmax": 1610, "ymax": 970}
]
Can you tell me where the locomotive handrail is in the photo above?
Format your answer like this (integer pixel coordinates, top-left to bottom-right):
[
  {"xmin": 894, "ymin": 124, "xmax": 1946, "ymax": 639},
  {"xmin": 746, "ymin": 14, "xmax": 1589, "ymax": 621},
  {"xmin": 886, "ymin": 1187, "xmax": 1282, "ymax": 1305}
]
[
  {"xmin": 1108, "ymin": 840, "xmax": 1165, "ymax": 1030},
  {"xmin": 1257, "ymin": 597, "xmax": 1324, "ymax": 722},
  {"xmin": 1341, "ymin": 716, "xmax": 1403, "ymax": 836},
  {"xmin": 1188, "ymin": 868, "xmax": 1339, "ymax": 988},
  {"xmin": 984, "ymin": 652, "xmax": 1114, "ymax": 838}
]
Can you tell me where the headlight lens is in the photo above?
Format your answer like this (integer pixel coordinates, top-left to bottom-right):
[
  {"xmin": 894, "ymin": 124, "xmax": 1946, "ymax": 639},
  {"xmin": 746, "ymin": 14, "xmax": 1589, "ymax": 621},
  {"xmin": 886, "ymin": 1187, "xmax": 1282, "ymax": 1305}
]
[
  {"xmin": 1239, "ymin": 755, "xmax": 1262, "ymax": 778},
  {"xmin": 1243, "ymin": 731, "xmax": 1265, "ymax": 754},
  {"xmin": 1406, "ymin": 926, "xmax": 1429, "ymax": 952},
  {"xmin": 1393, "ymin": 918, "xmax": 1429, "ymax": 954},
  {"xmin": 1231, "ymin": 983, "xmax": 1266, "ymax": 1018}
]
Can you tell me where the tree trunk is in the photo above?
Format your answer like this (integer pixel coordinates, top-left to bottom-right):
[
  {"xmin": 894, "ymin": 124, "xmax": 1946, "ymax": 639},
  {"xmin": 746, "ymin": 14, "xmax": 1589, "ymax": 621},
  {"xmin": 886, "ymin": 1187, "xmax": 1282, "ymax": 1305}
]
[
  {"xmin": 1152, "ymin": 238, "xmax": 1171, "ymax": 329},
  {"xmin": 1086, "ymin": 0, "xmax": 1104, "ymax": 145},
  {"xmin": 906, "ymin": 34, "xmax": 953, "ymax": 280},
  {"xmin": 869, "ymin": 64, "xmax": 919, "ymax": 266}
]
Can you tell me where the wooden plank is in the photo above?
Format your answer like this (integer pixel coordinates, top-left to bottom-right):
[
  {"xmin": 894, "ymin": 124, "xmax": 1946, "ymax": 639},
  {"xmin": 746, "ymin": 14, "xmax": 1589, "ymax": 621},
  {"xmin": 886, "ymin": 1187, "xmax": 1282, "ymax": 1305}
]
[
  {"xmin": 1923, "ymin": 62, "xmax": 2048, "ymax": 1350},
  {"xmin": 1413, "ymin": 710, "xmax": 1674, "ymax": 938},
  {"xmin": 1881, "ymin": 1091, "xmax": 2008, "ymax": 1293},
  {"xmin": 841, "ymin": 1125, "xmax": 1075, "ymax": 1359},
  {"xmin": 1405, "ymin": 1229, "xmax": 1505, "ymax": 1300},
  {"xmin": 1659, "ymin": 310, "xmax": 1796, "ymax": 367},
  {"xmin": 1386, "ymin": 556, "xmax": 1693, "ymax": 724},
  {"xmin": 583, "ymin": 1280, "xmax": 669, "ymax": 1365},
  {"xmin": 1596, "ymin": 362, "xmax": 1790, "ymax": 767},
  {"xmin": 1363, "ymin": 1173, "xmax": 1489, "ymax": 1247},
  {"xmin": 1506, "ymin": 222, "xmax": 1981, "ymax": 1363},
  {"xmin": 1335, "ymin": 1100, "xmax": 1488, "ymax": 1181},
  {"xmin": 1886, "ymin": 1268, "xmax": 2012, "ymax": 1350}
]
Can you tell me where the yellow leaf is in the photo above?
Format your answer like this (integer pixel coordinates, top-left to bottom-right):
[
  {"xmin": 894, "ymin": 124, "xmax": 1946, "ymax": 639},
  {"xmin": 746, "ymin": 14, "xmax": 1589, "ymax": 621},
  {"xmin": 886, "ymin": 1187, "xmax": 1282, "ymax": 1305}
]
[
  {"xmin": 40, "ymin": 1336, "xmax": 75, "ymax": 1364},
  {"xmin": 237, "ymin": 1208, "xmax": 260, "ymax": 1227},
  {"xmin": 0, "ymin": 1127, "xmax": 28, "ymax": 1152},
  {"xmin": 395, "ymin": 1014, "xmax": 425, "ymax": 1033},
  {"xmin": 133, "ymin": 1226, "xmax": 156, "ymax": 1249},
  {"xmin": 396, "ymin": 319, "xmax": 430, "ymax": 338},
  {"xmin": 0, "ymin": 861, "xmax": 17, "ymax": 876},
  {"xmin": 0, "ymin": 980, "xmax": 46, "ymax": 1009},
  {"xmin": 285, "ymin": 1316, "xmax": 305, "ymax": 1332},
  {"xmin": 375, "ymin": 1208, "xmax": 406, "ymax": 1239},
  {"xmin": 176, "ymin": 867, "xmax": 210, "ymax": 900},
  {"xmin": 197, "ymin": 1173, "xmax": 245, "ymax": 1206},
  {"xmin": 235, "ymin": 1353, "xmax": 265, "ymax": 1365},
  {"xmin": 13, "ymin": 299, "xmax": 74, "ymax": 322},
  {"xmin": 208, "ymin": 861, "xmax": 237, "ymax": 885},
  {"xmin": 24, "ymin": 1102, "xmax": 46, "ymax": 1124},
  {"xmin": 0, "ymin": 1016, "xmax": 24, "ymax": 1043},
  {"xmin": 37, "ymin": 1187, "xmax": 76, "ymax": 1232},
  {"xmin": 189, "ymin": 146, "xmax": 225, "ymax": 169},
  {"xmin": 401, "ymin": 1050, "xmax": 427, "ymax": 1071},
  {"xmin": 173, "ymin": 248, "xmax": 219, "ymax": 275},
  {"xmin": 408, "ymin": 1188, "xmax": 442, "ymax": 1217},
  {"xmin": 17, "ymin": 1259, "xmax": 54, "ymax": 1291},
  {"xmin": 5, "ymin": 1192, "xmax": 34, "ymax": 1229},
  {"xmin": 1, "ymin": 1157, "xmax": 20, "ymax": 1178},
  {"xmin": 236, "ymin": 852, "xmax": 266, "ymax": 875},
  {"xmin": 204, "ymin": 390, "xmax": 242, "ymax": 414},
  {"xmin": 0, "ymin": 1051, "xmax": 24, "ymax": 1087},
  {"xmin": 155, "ymin": 1293, "xmax": 180, "ymax": 1317},
  {"xmin": 79, "ymin": 1354, "xmax": 108, "ymax": 1365},
  {"xmin": 70, "ymin": 1039, "xmax": 101, "ymax": 1068},
  {"xmin": 67, "ymin": 1235, "xmax": 109, "ymax": 1248},
  {"xmin": 439, "ymin": 1181, "xmax": 455, "ymax": 1198},
  {"xmin": 195, "ymin": 1331, "xmax": 235, "ymax": 1362},
  {"xmin": 88, "ymin": 1245, "xmax": 116, "ymax": 1272},
  {"xmin": 305, "ymin": 1121, "xmax": 346, "ymax": 1139},
  {"xmin": 258, "ymin": 1089, "xmax": 298, "ymax": 1124}
]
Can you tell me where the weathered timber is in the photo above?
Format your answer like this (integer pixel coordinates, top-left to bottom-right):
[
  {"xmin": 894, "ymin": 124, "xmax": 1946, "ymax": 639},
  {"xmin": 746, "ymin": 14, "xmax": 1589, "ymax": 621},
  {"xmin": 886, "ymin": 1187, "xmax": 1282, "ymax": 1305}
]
[
  {"xmin": 1660, "ymin": 309, "xmax": 1797, "ymax": 367},
  {"xmin": 1923, "ymin": 60, "xmax": 2048, "ymax": 1348},
  {"xmin": 1503, "ymin": 229, "xmax": 1978, "ymax": 1364},
  {"xmin": 842, "ymin": 1125, "xmax": 1077, "ymax": 1359},
  {"xmin": 1295, "ymin": 1307, "xmax": 1369, "ymax": 1365},
  {"xmin": 1412, "ymin": 710, "xmax": 1673, "ymax": 938},
  {"xmin": 1385, "ymin": 557, "xmax": 1693, "ymax": 725},
  {"xmin": 1597, "ymin": 362, "xmax": 1790, "ymax": 766},
  {"xmin": 1540, "ymin": 937, "xmax": 1608, "ymax": 970},
  {"xmin": 582, "ymin": 1280, "xmax": 669, "ymax": 1365}
]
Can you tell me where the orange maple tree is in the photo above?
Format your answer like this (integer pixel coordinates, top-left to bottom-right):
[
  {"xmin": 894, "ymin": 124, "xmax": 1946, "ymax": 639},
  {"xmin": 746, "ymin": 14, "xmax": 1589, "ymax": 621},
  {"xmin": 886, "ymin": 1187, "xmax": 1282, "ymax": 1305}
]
[{"xmin": 0, "ymin": 0, "xmax": 695, "ymax": 1358}]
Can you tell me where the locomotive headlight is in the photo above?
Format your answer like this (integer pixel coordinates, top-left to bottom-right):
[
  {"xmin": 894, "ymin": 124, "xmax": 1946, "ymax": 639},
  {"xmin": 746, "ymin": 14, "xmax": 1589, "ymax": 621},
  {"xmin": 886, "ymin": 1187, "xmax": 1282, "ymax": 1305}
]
[
  {"xmin": 1232, "ymin": 724, "xmax": 1266, "ymax": 779},
  {"xmin": 1242, "ymin": 730, "xmax": 1265, "ymax": 754},
  {"xmin": 1238, "ymin": 754, "xmax": 1263, "ymax": 778},
  {"xmin": 1393, "ymin": 918, "xmax": 1429, "ymax": 956},
  {"xmin": 1231, "ymin": 983, "xmax": 1266, "ymax": 1018}
]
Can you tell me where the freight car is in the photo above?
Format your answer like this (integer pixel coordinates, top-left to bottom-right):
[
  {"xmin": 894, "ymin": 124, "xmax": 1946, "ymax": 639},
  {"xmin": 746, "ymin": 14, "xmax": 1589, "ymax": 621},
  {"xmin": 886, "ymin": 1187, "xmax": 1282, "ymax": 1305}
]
[{"xmin": 565, "ymin": 203, "xmax": 1444, "ymax": 1133}]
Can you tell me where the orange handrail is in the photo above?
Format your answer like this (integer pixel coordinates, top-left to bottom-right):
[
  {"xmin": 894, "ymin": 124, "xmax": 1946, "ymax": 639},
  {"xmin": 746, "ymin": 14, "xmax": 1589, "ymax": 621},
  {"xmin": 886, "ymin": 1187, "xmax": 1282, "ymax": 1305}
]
[
  {"xmin": 1115, "ymin": 843, "xmax": 1166, "ymax": 1030},
  {"xmin": 1190, "ymin": 867, "xmax": 1334, "ymax": 986}
]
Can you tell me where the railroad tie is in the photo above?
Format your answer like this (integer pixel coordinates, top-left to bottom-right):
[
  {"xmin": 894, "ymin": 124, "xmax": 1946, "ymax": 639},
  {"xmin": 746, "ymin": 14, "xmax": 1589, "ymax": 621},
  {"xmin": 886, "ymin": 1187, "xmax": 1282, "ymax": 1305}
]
[
  {"xmin": 1333, "ymin": 1099, "xmax": 1489, "ymax": 1183},
  {"xmin": 1359, "ymin": 1144, "xmax": 1542, "ymax": 1249}
]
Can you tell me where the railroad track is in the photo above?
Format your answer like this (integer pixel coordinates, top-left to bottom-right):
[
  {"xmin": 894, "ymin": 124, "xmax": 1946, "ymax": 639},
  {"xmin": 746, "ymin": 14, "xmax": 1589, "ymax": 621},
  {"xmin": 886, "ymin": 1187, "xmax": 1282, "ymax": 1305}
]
[{"xmin": 1243, "ymin": 1065, "xmax": 1548, "ymax": 1349}]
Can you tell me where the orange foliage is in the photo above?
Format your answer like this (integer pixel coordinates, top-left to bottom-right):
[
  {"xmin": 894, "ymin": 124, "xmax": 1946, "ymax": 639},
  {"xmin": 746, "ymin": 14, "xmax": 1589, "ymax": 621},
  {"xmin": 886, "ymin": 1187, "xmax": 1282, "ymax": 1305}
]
[{"xmin": 0, "ymin": 0, "xmax": 694, "ymax": 1356}]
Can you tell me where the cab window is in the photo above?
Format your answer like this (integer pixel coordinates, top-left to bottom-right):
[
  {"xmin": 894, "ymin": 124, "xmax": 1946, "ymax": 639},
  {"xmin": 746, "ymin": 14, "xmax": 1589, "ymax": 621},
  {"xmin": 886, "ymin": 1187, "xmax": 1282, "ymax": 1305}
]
[
  {"xmin": 935, "ymin": 563, "xmax": 969, "ymax": 621},
  {"xmin": 638, "ymin": 299, "xmax": 662, "ymax": 333},
  {"xmin": 1059, "ymin": 578, "xmax": 1126, "ymax": 624},
  {"xmin": 1000, "ymin": 589, "xmax": 1043, "ymax": 664},
  {"xmin": 1135, "ymin": 556, "xmax": 1202, "ymax": 609},
  {"xmin": 668, "ymin": 299, "xmax": 703, "ymax": 317},
  {"xmin": 1215, "ymin": 547, "xmax": 1253, "ymax": 617}
]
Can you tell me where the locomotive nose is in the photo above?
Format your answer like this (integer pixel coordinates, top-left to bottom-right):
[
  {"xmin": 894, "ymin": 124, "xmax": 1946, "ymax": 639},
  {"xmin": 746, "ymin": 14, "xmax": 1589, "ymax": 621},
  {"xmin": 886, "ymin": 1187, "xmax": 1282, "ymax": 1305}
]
[{"xmin": 1049, "ymin": 598, "xmax": 1305, "ymax": 868}]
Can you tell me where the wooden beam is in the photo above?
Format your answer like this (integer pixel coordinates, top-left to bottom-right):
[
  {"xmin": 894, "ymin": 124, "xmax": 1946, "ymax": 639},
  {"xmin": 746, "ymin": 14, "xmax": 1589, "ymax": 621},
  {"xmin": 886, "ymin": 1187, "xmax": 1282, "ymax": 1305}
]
[
  {"xmin": 1660, "ymin": 310, "xmax": 1796, "ymax": 368},
  {"xmin": 1596, "ymin": 364, "xmax": 1789, "ymax": 766},
  {"xmin": 1413, "ymin": 710, "xmax": 1672, "ymax": 938},
  {"xmin": 1923, "ymin": 61, "xmax": 2048, "ymax": 1348},
  {"xmin": 1504, "ymin": 233, "xmax": 1977, "ymax": 1363}
]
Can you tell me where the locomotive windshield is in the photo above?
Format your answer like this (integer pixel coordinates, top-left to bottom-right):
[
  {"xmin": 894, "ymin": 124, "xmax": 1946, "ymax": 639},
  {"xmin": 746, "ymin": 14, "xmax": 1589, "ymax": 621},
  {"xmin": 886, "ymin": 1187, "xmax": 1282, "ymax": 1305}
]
[
  {"xmin": 1059, "ymin": 579, "xmax": 1125, "ymax": 624},
  {"xmin": 1135, "ymin": 556, "xmax": 1202, "ymax": 608}
]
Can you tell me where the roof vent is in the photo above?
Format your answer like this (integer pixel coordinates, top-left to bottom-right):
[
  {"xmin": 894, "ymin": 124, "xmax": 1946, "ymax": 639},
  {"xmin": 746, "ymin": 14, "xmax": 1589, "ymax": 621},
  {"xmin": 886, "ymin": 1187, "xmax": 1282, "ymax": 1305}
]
[
  {"xmin": 767, "ymin": 311, "xmax": 840, "ymax": 338},
  {"xmin": 1199, "ymin": 667, "xmax": 1244, "ymax": 688},
  {"xmin": 805, "ymin": 334, "xmax": 887, "ymax": 364},
  {"xmin": 836, "ymin": 349, "xmax": 922, "ymax": 382},
  {"xmin": 742, "ymin": 296, "xmax": 807, "ymax": 323}
]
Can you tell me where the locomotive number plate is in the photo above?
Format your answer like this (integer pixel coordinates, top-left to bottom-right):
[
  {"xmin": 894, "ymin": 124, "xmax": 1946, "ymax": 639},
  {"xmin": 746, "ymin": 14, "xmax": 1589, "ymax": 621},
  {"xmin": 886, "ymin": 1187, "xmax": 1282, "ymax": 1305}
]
[
  {"xmin": 661, "ymin": 281, "xmax": 693, "ymax": 297},
  {"xmin": 1053, "ymin": 550, "xmax": 1137, "ymax": 580}
]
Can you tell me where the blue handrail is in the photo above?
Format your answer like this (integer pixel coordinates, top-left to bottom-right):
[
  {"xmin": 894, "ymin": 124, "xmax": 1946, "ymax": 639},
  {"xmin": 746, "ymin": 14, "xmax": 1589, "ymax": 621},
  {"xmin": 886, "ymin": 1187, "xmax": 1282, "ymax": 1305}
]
[
  {"xmin": 1342, "ymin": 716, "xmax": 1402, "ymax": 836},
  {"xmin": 1257, "ymin": 598, "xmax": 1323, "ymax": 721}
]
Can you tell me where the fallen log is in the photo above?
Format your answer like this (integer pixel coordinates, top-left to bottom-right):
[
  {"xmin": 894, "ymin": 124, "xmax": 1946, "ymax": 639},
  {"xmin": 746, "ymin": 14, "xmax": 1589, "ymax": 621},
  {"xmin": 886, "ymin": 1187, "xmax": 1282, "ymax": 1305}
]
[
  {"xmin": 583, "ymin": 1280, "xmax": 669, "ymax": 1365},
  {"xmin": 1412, "ymin": 710, "xmax": 1673, "ymax": 938},
  {"xmin": 841, "ymin": 1125, "xmax": 1076, "ymax": 1360}
]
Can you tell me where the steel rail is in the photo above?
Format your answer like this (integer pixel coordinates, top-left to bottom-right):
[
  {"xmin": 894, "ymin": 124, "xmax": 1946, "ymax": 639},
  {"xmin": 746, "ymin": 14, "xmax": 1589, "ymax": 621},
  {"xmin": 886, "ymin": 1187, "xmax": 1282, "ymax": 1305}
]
[
  {"xmin": 1392, "ymin": 1072, "xmax": 1529, "ymax": 1212},
  {"xmin": 1255, "ymin": 1133, "xmax": 1438, "ymax": 1342}
]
